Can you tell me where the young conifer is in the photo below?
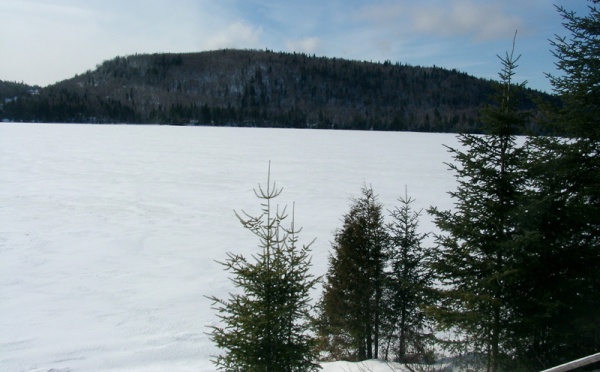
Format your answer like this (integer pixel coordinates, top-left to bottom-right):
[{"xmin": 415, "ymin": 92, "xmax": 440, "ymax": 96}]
[
  {"xmin": 208, "ymin": 164, "xmax": 320, "ymax": 371},
  {"xmin": 427, "ymin": 35, "xmax": 529, "ymax": 372},
  {"xmin": 382, "ymin": 188, "xmax": 433, "ymax": 363},
  {"xmin": 318, "ymin": 186, "xmax": 387, "ymax": 361}
]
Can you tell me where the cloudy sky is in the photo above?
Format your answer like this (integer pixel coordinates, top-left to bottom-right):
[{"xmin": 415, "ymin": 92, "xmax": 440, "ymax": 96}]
[{"xmin": 0, "ymin": 0, "xmax": 592, "ymax": 92}]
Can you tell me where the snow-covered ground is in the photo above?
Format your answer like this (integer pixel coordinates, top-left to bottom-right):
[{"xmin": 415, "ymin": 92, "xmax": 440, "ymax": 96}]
[{"xmin": 1, "ymin": 123, "xmax": 458, "ymax": 371}]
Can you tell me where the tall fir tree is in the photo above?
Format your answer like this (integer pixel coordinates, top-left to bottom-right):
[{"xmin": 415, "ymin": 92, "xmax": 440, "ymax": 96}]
[
  {"xmin": 427, "ymin": 37, "xmax": 529, "ymax": 372},
  {"xmin": 382, "ymin": 188, "xmax": 433, "ymax": 363},
  {"xmin": 512, "ymin": 1, "xmax": 600, "ymax": 368},
  {"xmin": 207, "ymin": 165, "xmax": 320, "ymax": 371},
  {"xmin": 318, "ymin": 186, "xmax": 387, "ymax": 361},
  {"xmin": 548, "ymin": 0, "xmax": 600, "ymax": 140}
]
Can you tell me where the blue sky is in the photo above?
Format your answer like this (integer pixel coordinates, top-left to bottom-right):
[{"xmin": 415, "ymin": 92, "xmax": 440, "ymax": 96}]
[{"xmin": 0, "ymin": 0, "xmax": 592, "ymax": 92}]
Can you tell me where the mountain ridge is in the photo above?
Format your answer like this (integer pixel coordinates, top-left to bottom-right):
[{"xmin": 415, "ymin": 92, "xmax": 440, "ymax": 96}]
[{"xmin": 1, "ymin": 49, "xmax": 552, "ymax": 133}]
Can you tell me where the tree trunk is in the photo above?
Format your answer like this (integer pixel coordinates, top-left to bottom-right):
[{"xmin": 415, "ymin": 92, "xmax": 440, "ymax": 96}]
[
  {"xmin": 374, "ymin": 299, "xmax": 379, "ymax": 359},
  {"xmin": 399, "ymin": 303, "xmax": 407, "ymax": 361},
  {"xmin": 492, "ymin": 300, "xmax": 500, "ymax": 372},
  {"xmin": 366, "ymin": 320, "xmax": 373, "ymax": 359}
]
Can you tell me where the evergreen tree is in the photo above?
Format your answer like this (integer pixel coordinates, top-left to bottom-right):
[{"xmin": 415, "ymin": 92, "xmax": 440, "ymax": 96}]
[
  {"xmin": 208, "ymin": 165, "xmax": 320, "ymax": 371},
  {"xmin": 382, "ymin": 188, "xmax": 433, "ymax": 363},
  {"xmin": 548, "ymin": 0, "xmax": 600, "ymax": 140},
  {"xmin": 427, "ymin": 38, "xmax": 529, "ymax": 372},
  {"xmin": 512, "ymin": 2, "xmax": 600, "ymax": 368},
  {"xmin": 318, "ymin": 186, "xmax": 387, "ymax": 361}
]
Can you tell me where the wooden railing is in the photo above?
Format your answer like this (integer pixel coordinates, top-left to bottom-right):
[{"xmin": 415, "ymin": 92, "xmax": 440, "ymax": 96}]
[{"xmin": 540, "ymin": 352, "xmax": 600, "ymax": 372}]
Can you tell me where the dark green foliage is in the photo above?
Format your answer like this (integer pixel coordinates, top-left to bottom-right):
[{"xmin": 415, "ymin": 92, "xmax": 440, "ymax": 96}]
[
  {"xmin": 381, "ymin": 189, "xmax": 434, "ymax": 363},
  {"xmin": 318, "ymin": 187, "xmax": 435, "ymax": 365},
  {"xmin": 424, "ymin": 5, "xmax": 600, "ymax": 369},
  {"xmin": 0, "ymin": 80, "xmax": 37, "ymax": 100},
  {"xmin": 427, "ymin": 40, "xmax": 529, "ymax": 372},
  {"xmin": 0, "ymin": 80, "xmax": 40, "ymax": 121},
  {"xmin": 426, "ymin": 12, "xmax": 600, "ymax": 368},
  {"xmin": 318, "ymin": 186, "xmax": 387, "ymax": 361},
  {"xmin": 509, "ymin": 2, "xmax": 600, "ymax": 368},
  {"xmin": 547, "ymin": 1, "xmax": 600, "ymax": 140},
  {"xmin": 510, "ymin": 136, "xmax": 600, "ymax": 370},
  {"xmin": 1, "ymin": 49, "xmax": 550, "ymax": 132},
  {"xmin": 208, "ymin": 167, "xmax": 320, "ymax": 371}
]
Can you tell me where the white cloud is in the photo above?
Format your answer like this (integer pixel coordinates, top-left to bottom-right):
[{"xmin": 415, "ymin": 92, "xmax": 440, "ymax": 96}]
[
  {"xmin": 204, "ymin": 22, "xmax": 263, "ymax": 50},
  {"xmin": 0, "ymin": 0, "xmax": 108, "ymax": 85},
  {"xmin": 411, "ymin": 0, "xmax": 522, "ymax": 41},
  {"xmin": 355, "ymin": 0, "xmax": 522, "ymax": 42},
  {"xmin": 0, "ymin": 0, "xmax": 94, "ymax": 18},
  {"xmin": 0, "ymin": 0, "xmax": 565, "ymax": 91},
  {"xmin": 356, "ymin": 2, "xmax": 409, "ymax": 24},
  {"xmin": 285, "ymin": 37, "xmax": 322, "ymax": 54},
  {"xmin": 0, "ymin": 1, "xmax": 266, "ymax": 84}
]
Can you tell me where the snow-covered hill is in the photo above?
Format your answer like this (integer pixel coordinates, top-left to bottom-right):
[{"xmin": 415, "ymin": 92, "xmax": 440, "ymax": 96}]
[{"xmin": 1, "ymin": 123, "xmax": 458, "ymax": 371}]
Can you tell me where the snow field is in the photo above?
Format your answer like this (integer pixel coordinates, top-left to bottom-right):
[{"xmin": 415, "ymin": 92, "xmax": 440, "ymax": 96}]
[{"xmin": 0, "ymin": 123, "xmax": 458, "ymax": 371}]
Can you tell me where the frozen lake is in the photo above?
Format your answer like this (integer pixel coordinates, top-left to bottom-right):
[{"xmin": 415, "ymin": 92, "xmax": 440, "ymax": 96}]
[{"xmin": 1, "ymin": 123, "xmax": 459, "ymax": 371}]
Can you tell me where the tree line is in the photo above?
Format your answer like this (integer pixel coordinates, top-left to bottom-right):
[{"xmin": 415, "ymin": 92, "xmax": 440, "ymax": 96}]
[
  {"xmin": 1, "ymin": 48, "xmax": 552, "ymax": 133},
  {"xmin": 207, "ymin": 2, "xmax": 599, "ymax": 371}
]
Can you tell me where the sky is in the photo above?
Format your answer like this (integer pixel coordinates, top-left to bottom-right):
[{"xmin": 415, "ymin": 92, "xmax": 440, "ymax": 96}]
[{"xmin": 0, "ymin": 0, "xmax": 593, "ymax": 93}]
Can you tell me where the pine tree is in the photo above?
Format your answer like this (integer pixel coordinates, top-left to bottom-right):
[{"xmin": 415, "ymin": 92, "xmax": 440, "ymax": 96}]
[
  {"xmin": 513, "ymin": 134, "xmax": 600, "ymax": 369},
  {"xmin": 382, "ymin": 188, "xmax": 433, "ymax": 363},
  {"xmin": 548, "ymin": 0, "xmax": 600, "ymax": 140},
  {"xmin": 207, "ymin": 165, "xmax": 320, "ymax": 371},
  {"xmin": 512, "ymin": 1, "xmax": 600, "ymax": 368},
  {"xmin": 318, "ymin": 186, "xmax": 387, "ymax": 361},
  {"xmin": 427, "ymin": 37, "xmax": 529, "ymax": 372}
]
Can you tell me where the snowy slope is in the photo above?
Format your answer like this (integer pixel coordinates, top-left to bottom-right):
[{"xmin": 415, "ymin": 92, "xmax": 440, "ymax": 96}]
[{"xmin": 0, "ymin": 123, "xmax": 459, "ymax": 371}]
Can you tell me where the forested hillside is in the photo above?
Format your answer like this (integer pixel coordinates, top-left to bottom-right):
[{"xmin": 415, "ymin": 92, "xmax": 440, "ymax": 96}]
[
  {"xmin": 0, "ymin": 80, "xmax": 38, "ymax": 98},
  {"xmin": 1, "ymin": 49, "xmax": 551, "ymax": 132},
  {"xmin": 0, "ymin": 81, "xmax": 39, "ymax": 116}
]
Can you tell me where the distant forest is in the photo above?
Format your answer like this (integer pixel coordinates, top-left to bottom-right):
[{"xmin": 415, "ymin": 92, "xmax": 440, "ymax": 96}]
[{"xmin": 0, "ymin": 49, "xmax": 554, "ymax": 133}]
